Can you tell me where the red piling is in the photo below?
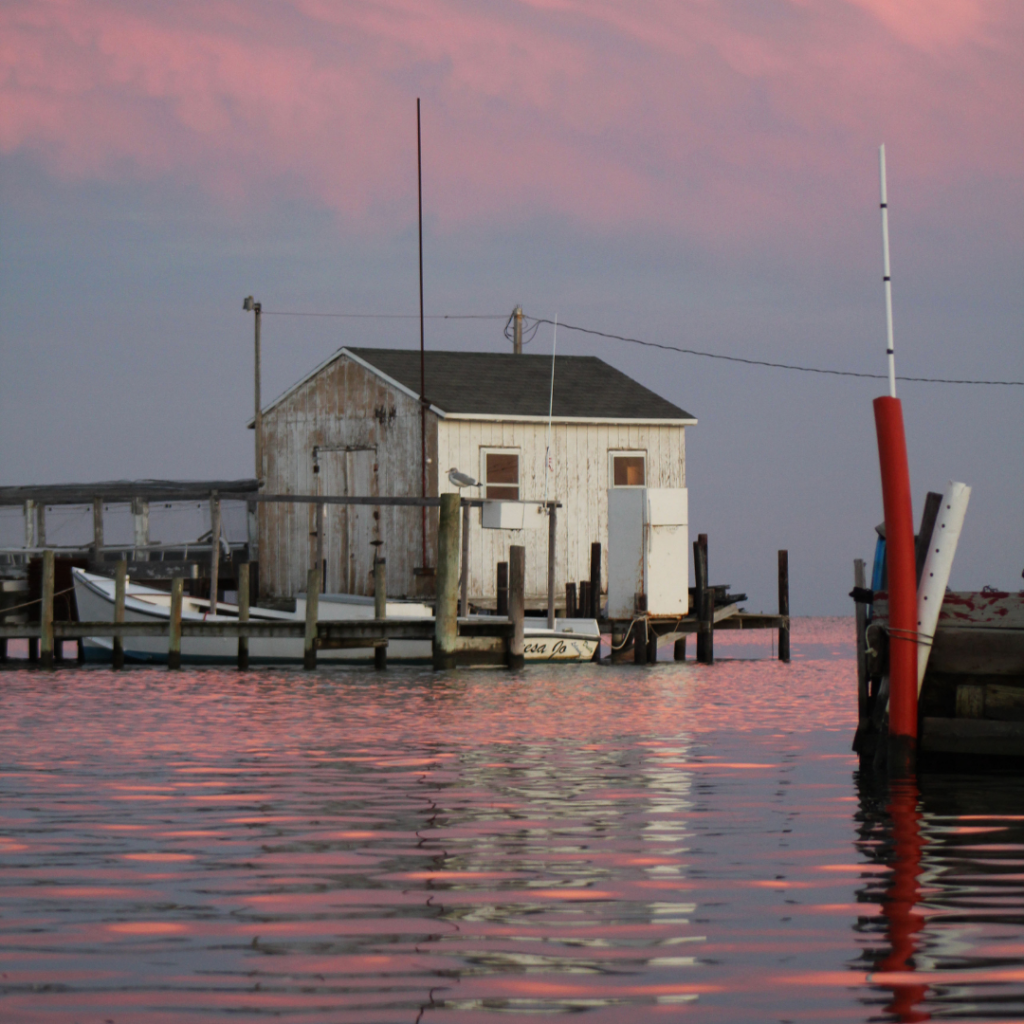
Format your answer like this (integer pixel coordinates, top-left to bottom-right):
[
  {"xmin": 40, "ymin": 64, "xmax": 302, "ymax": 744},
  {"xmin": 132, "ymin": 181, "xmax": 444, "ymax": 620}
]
[{"xmin": 873, "ymin": 396, "xmax": 918, "ymax": 774}]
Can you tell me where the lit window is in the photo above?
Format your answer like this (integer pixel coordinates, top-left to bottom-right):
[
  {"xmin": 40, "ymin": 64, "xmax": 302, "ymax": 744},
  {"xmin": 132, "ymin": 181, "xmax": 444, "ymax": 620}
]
[
  {"xmin": 482, "ymin": 450, "xmax": 519, "ymax": 500},
  {"xmin": 611, "ymin": 452, "xmax": 646, "ymax": 487}
]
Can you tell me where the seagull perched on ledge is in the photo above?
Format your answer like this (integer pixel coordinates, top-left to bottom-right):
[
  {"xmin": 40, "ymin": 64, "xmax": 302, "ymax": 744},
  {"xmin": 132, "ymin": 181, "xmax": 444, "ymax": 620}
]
[{"xmin": 448, "ymin": 467, "xmax": 481, "ymax": 489}]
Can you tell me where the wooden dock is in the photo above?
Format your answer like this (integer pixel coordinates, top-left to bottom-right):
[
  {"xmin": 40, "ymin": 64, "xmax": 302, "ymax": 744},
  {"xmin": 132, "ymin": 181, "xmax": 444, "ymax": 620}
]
[{"xmin": 2, "ymin": 486, "xmax": 791, "ymax": 672}]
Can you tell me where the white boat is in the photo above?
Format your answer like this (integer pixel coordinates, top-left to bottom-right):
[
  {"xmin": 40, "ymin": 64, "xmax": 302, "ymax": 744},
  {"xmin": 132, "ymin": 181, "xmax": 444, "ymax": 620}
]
[{"xmin": 71, "ymin": 568, "xmax": 600, "ymax": 665}]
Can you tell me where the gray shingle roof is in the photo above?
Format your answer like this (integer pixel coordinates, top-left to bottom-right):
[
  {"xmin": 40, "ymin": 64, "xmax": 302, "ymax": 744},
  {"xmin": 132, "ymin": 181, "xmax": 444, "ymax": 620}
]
[{"xmin": 347, "ymin": 348, "xmax": 695, "ymax": 420}]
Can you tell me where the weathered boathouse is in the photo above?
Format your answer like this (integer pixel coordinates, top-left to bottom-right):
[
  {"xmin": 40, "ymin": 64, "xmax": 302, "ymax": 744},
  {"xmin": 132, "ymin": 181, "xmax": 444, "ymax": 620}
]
[{"xmin": 256, "ymin": 348, "xmax": 696, "ymax": 607}]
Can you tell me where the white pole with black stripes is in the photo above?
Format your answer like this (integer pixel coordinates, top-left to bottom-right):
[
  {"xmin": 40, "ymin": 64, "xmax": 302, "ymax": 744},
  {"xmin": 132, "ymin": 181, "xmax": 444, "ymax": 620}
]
[{"xmin": 879, "ymin": 144, "xmax": 897, "ymax": 398}]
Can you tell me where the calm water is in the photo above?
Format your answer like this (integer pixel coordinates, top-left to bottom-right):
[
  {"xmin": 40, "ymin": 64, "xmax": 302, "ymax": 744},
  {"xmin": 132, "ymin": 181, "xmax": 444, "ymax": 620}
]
[{"xmin": 2, "ymin": 619, "xmax": 1023, "ymax": 1023}]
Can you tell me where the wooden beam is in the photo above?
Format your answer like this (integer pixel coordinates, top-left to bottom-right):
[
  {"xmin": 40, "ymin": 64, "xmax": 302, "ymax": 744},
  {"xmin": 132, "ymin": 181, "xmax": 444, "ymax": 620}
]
[
  {"xmin": 112, "ymin": 559, "xmax": 126, "ymax": 670},
  {"xmin": 921, "ymin": 716, "xmax": 1024, "ymax": 758},
  {"xmin": 0, "ymin": 480, "xmax": 258, "ymax": 506},
  {"xmin": 547, "ymin": 505, "xmax": 556, "ymax": 629},
  {"xmin": 778, "ymin": 550, "xmax": 790, "ymax": 663},
  {"xmin": 589, "ymin": 543, "xmax": 601, "ymax": 619},
  {"xmin": 460, "ymin": 502, "xmax": 470, "ymax": 618},
  {"xmin": 304, "ymin": 567, "xmax": 320, "ymax": 670},
  {"xmin": 854, "ymin": 559, "xmax": 868, "ymax": 732},
  {"xmin": 496, "ymin": 562, "xmax": 509, "ymax": 617},
  {"xmin": 92, "ymin": 497, "xmax": 104, "ymax": 563},
  {"xmin": 208, "ymin": 493, "xmax": 221, "ymax": 617},
  {"xmin": 914, "ymin": 491, "xmax": 943, "ymax": 585},
  {"xmin": 237, "ymin": 562, "xmax": 250, "ymax": 670},
  {"xmin": 40, "ymin": 549, "xmax": 54, "ymax": 669},
  {"xmin": 374, "ymin": 556, "xmax": 387, "ymax": 670},
  {"xmin": 508, "ymin": 545, "xmax": 525, "ymax": 669},
  {"xmin": 433, "ymin": 493, "xmax": 461, "ymax": 669},
  {"xmin": 168, "ymin": 578, "xmax": 183, "ymax": 669}
]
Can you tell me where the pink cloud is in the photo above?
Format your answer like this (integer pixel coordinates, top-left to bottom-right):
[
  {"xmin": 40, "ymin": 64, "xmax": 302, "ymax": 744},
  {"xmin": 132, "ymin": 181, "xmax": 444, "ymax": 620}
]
[{"xmin": 0, "ymin": 0, "xmax": 1020, "ymax": 237}]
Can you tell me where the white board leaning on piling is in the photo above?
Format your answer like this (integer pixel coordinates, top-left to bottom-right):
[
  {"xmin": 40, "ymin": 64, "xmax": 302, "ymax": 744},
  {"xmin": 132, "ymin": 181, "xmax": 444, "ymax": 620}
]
[
  {"xmin": 916, "ymin": 481, "xmax": 971, "ymax": 694},
  {"xmin": 71, "ymin": 569, "xmax": 599, "ymax": 664}
]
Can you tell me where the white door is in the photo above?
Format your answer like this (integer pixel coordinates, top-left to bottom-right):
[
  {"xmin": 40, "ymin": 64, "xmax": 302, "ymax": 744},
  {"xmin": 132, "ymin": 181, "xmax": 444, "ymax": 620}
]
[{"xmin": 320, "ymin": 448, "xmax": 380, "ymax": 595}]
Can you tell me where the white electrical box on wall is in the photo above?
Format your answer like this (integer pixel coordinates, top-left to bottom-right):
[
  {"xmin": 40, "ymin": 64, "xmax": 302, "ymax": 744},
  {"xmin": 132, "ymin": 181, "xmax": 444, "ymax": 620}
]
[
  {"xmin": 607, "ymin": 487, "xmax": 689, "ymax": 619},
  {"xmin": 481, "ymin": 501, "xmax": 548, "ymax": 530}
]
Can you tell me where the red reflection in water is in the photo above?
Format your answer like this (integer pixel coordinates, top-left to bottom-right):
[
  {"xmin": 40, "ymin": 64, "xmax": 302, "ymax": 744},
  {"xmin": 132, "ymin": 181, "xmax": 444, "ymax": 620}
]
[{"xmin": 877, "ymin": 778, "xmax": 929, "ymax": 1022}]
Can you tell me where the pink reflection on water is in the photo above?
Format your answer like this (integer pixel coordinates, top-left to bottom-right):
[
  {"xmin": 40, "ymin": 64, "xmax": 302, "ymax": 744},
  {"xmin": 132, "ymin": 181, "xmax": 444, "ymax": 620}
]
[{"xmin": 0, "ymin": 618, "xmax": 1022, "ymax": 1021}]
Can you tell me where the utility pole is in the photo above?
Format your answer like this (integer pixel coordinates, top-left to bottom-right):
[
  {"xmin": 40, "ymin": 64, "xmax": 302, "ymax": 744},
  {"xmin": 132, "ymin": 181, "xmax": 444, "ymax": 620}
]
[
  {"xmin": 417, "ymin": 99, "xmax": 429, "ymax": 572},
  {"xmin": 243, "ymin": 295, "xmax": 262, "ymax": 591},
  {"xmin": 513, "ymin": 306, "xmax": 523, "ymax": 355},
  {"xmin": 243, "ymin": 296, "xmax": 263, "ymax": 483}
]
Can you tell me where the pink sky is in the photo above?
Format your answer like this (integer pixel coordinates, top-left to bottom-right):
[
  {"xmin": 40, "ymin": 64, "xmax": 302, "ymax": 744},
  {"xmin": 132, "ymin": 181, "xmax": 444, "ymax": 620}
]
[{"xmin": 2, "ymin": 0, "xmax": 1020, "ymax": 239}]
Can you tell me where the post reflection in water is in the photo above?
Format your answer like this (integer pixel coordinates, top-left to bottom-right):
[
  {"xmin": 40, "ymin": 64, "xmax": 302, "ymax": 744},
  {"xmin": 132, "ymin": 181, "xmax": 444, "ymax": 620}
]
[
  {"xmin": 1, "ymin": 618, "xmax": 1023, "ymax": 1022},
  {"xmin": 878, "ymin": 778, "xmax": 928, "ymax": 1022},
  {"xmin": 854, "ymin": 768, "xmax": 1024, "ymax": 1023}
]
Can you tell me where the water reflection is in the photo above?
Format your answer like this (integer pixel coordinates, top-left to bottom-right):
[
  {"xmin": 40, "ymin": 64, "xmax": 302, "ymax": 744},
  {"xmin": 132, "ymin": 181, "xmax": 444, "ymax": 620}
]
[
  {"xmin": 854, "ymin": 769, "xmax": 1024, "ymax": 1022},
  {"xmin": 1, "ymin": 620, "xmax": 1023, "ymax": 1021}
]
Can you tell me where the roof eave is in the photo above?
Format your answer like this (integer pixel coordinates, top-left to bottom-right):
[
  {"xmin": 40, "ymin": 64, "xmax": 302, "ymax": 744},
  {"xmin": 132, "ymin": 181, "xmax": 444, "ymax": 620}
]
[{"xmin": 441, "ymin": 413, "xmax": 697, "ymax": 426}]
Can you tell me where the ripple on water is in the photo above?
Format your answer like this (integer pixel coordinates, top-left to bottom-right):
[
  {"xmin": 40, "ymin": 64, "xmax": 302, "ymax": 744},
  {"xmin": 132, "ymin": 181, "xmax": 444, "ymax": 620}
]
[{"xmin": 1, "ymin": 618, "xmax": 1023, "ymax": 1022}]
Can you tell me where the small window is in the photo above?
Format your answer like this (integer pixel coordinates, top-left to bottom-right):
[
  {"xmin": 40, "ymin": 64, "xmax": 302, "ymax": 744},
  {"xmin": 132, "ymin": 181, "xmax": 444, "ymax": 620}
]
[
  {"xmin": 482, "ymin": 449, "xmax": 519, "ymax": 500},
  {"xmin": 611, "ymin": 451, "xmax": 646, "ymax": 487}
]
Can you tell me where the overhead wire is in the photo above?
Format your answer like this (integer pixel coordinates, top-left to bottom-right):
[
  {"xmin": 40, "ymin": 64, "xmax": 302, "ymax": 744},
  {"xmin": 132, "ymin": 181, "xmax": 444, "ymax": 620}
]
[
  {"xmin": 525, "ymin": 316, "xmax": 1023, "ymax": 387},
  {"xmin": 254, "ymin": 308, "xmax": 1020, "ymax": 386},
  {"xmin": 262, "ymin": 311, "xmax": 505, "ymax": 320}
]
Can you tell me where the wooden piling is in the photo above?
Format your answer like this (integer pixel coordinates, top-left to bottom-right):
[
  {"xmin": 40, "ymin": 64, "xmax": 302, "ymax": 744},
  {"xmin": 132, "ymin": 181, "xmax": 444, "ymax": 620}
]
[
  {"xmin": 777, "ymin": 549, "xmax": 790, "ymax": 663},
  {"xmin": 589, "ymin": 543, "xmax": 601, "ymax": 619},
  {"xmin": 374, "ymin": 557, "xmax": 387, "ymax": 670},
  {"xmin": 547, "ymin": 505, "xmax": 557, "ymax": 629},
  {"xmin": 674, "ymin": 637, "xmax": 687, "ymax": 661},
  {"xmin": 565, "ymin": 582, "xmax": 577, "ymax": 619},
  {"xmin": 92, "ymin": 497, "xmax": 104, "ymax": 565},
  {"xmin": 647, "ymin": 622, "xmax": 658, "ymax": 663},
  {"xmin": 208, "ymin": 492, "xmax": 221, "ymax": 614},
  {"xmin": 578, "ymin": 581, "xmax": 591, "ymax": 621},
  {"xmin": 40, "ymin": 549, "xmax": 55, "ymax": 669},
  {"xmin": 508, "ymin": 544, "xmax": 525, "ymax": 669},
  {"xmin": 914, "ymin": 491, "xmax": 943, "ymax": 585},
  {"xmin": 24, "ymin": 499, "xmax": 36, "ymax": 549},
  {"xmin": 496, "ymin": 562, "xmax": 509, "ymax": 617},
  {"xmin": 168, "ymin": 577, "xmax": 183, "ymax": 669},
  {"xmin": 634, "ymin": 616, "xmax": 647, "ymax": 665},
  {"xmin": 705, "ymin": 588, "xmax": 715, "ymax": 664},
  {"xmin": 132, "ymin": 497, "xmax": 149, "ymax": 559},
  {"xmin": 315, "ymin": 500, "xmax": 325, "ymax": 589},
  {"xmin": 304, "ymin": 567, "xmax": 321, "ymax": 670},
  {"xmin": 610, "ymin": 623, "xmax": 628, "ymax": 663},
  {"xmin": 36, "ymin": 503, "xmax": 46, "ymax": 548},
  {"xmin": 113, "ymin": 558, "xmax": 127, "ymax": 670},
  {"xmin": 694, "ymin": 536, "xmax": 709, "ymax": 663},
  {"xmin": 433, "ymin": 492, "xmax": 460, "ymax": 670},
  {"xmin": 460, "ymin": 501, "xmax": 470, "ymax": 618},
  {"xmin": 237, "ymin": 562, "xmax": 250, "ymax": 670},
  {"xmin": 854, "ymin": 558, "xmax": 867, "ymax": 734}
]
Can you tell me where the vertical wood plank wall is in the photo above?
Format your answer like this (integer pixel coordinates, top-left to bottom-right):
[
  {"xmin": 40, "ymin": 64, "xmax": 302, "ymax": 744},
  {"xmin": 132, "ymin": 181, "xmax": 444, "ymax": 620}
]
[
  {"xmin": 437, "ymin": 419, "xmax": 686, "ymax": 604},
  {"xmin": 260, "ymin": 356, "xmax": 438, "ymax": 598},
  {"xmin": 260, "ymin": 354, "xmax": 686, "ymax": 604}
]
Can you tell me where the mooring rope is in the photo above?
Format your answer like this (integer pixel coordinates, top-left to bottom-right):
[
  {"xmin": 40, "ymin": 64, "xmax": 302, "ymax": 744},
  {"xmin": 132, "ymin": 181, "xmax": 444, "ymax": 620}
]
[{"xmin": 0, "ymin": 586, "xmax": 75, "ymax": 616}]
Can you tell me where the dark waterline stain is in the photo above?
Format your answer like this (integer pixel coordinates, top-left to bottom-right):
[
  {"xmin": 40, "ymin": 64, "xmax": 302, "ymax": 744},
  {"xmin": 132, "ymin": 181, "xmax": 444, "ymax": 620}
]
[{"xmin": 1, "ymin": 618, "xmax": 1023, "ymax": 1022}]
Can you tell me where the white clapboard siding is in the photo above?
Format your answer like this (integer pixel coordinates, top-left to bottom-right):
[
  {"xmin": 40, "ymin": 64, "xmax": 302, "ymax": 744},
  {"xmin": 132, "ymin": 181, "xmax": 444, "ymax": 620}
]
[{"xmin": 437, "ymin": 418, "xmax": 686, "ymax": 604}]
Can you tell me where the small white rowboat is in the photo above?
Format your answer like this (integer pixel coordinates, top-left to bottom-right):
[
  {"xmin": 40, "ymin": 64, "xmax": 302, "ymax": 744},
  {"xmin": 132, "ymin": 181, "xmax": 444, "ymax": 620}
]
[{"xmin": 72, "ymin": 568, "xmax": 600, "ymax": 665}]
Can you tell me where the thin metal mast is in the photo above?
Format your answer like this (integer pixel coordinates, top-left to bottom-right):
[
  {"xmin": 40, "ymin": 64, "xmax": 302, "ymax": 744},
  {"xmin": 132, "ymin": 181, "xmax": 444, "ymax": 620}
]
[
  {"xmin": 417, "ymin": 99, "xmax": 427, "ymax": 567},
  {"xmin": 879, "ymin": 144, "xmax": 896, "ymax": 398}
]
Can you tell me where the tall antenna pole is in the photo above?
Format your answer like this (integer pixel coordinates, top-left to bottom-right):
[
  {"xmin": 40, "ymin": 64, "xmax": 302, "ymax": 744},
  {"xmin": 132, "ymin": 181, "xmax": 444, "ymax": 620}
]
[
  {"xmin": 417, "ymin": 98, "xmax": 427, "ymax": 568},
  {"xmin": 879, "ymin": 144, "xmax": 897, "ymax": 398},
  {"xmin": 543, "ymin": 315, "xmax": 557, "ymax": 504}
]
